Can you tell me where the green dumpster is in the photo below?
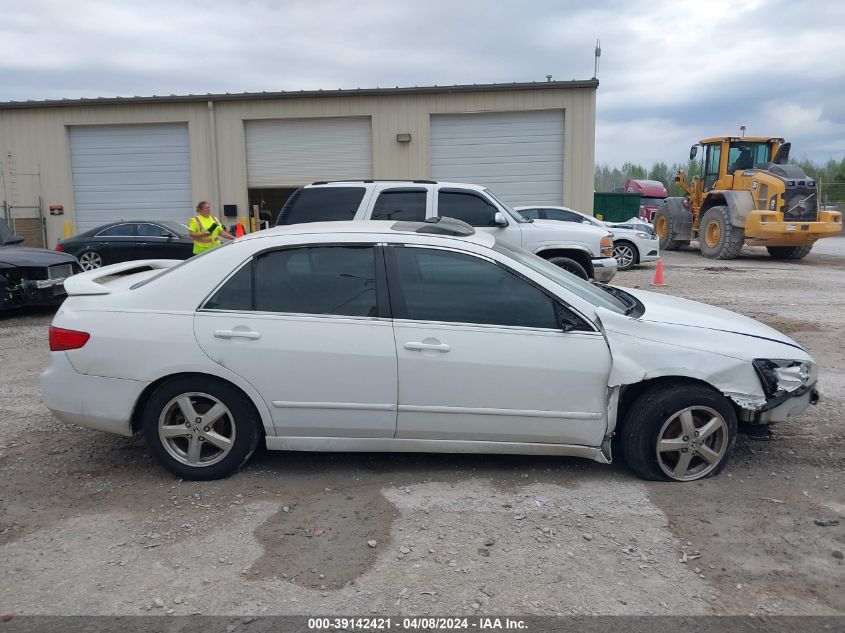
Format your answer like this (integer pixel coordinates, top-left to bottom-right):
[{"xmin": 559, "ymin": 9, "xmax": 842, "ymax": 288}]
[{"xmin": 593, "ymin": 192, "xmax": 641, "ymax": 222}]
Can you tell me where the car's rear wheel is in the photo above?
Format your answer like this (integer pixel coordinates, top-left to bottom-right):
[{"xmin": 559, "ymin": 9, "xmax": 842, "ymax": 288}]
[
  {"xmin": 612, "ymin": 240, "xmax": 638, "ymax": 270},
  {"xmin": 78, "ymin": 250, "xmax": 103, "ymax": 271},
  {"xmin": 546, "ymin": 256, "xmax": 589, "ymax": 280},
  {"xmin": 142, "ymin": 376, "xmax": 262, "ymax": 480},
  {"xmin": 620, "ymin": 383, "xmax": 737, "ymax": 481}
]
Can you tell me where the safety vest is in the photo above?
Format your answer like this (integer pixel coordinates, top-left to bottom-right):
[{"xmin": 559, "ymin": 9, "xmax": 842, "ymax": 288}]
[{"xmin": 189, "ymin": 215, "xmax": 223, "ymax": 255}]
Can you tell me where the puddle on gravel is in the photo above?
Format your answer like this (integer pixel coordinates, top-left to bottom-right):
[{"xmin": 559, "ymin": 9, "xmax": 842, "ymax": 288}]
[{"xmin": 248, "ymin": 487, "xmax": 397, "ymax": 589}]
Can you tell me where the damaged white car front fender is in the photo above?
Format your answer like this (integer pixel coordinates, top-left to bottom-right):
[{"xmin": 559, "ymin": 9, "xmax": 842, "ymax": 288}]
[{"xmin": 596, "ymin": 306, "xmax": 816, "ymax": 413}]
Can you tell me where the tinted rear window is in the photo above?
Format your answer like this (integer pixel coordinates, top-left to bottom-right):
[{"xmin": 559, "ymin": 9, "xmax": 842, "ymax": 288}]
[{"xmin": 276, "ymin": 187, "xmax": 366, "ymax": 225}]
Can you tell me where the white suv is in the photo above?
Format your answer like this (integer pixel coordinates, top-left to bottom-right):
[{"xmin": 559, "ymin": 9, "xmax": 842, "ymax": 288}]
[{"xmin": 276, "ymin": 181, "xmax": 618, "ymax": 282}]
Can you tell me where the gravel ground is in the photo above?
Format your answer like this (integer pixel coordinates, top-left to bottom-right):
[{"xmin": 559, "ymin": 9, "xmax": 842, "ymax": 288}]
[{"xmin": 0, "ymin": 238, "xmax": 843, "ymax": 616}]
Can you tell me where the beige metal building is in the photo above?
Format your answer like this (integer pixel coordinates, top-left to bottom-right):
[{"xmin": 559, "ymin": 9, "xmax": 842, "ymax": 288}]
[{"xmin": 0, "ymin": 80, "xmax": 598, "ymax": 247}]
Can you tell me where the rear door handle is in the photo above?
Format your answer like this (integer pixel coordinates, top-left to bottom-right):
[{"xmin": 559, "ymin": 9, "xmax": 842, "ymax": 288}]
[
  {"xmin": 214, "ymin": 329, "xmax": 261, "ymax": 340},
  {"xmin": 404, "ymin": 341, "xmax": 450, "ymax": 352}
]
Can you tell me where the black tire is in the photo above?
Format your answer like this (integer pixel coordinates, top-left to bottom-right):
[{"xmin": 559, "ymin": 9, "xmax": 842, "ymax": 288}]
[
  {"xmin": 620, "ymin": 382, "xmax": 737, "ymax": 482},
  {"xmin": 612, "ymin": 240, "xmax": 639, "ymax": 270},
  {"xmin": 142, "ymin": 376, "xmax": 262, "ymax": 480},
  {"xmin": 546, "ymin": 256, "xmax": 589, "ymax": 280},
  {"xmin": 766, "ymin": 245, "xmax": 813, "ymax": 260},
  {"xmin": 699, "ymin": 205, "xmax": 745, "ymax": 259},
  {"xmin": 653, "ymin": 203, "xmax": 686, "ymax": 251}
]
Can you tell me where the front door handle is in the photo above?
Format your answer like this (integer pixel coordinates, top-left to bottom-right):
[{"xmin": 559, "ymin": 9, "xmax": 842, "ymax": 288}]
[
  {"xmin": 214, "ymin": 329, "xmax": 261, "ymax": 340},
  {"xmin": 404, "ymin": 341, "xmax": 450, "ymax": 352}
]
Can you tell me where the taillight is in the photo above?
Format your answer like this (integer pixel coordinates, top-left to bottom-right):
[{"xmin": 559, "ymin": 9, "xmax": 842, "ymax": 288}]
[
  {"xmin": 49, "ymin": 326, "xmax": 90, "ymax": 351},
  {"xmin": 54, "ymin": 244, "xmax": 64, "ymax": 252}
]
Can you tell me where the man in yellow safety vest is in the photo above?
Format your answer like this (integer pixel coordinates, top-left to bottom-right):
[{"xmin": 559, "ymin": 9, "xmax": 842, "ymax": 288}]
[{"xmin": 188, "ymin": 201, "xmax": 235, "ymax": 255}]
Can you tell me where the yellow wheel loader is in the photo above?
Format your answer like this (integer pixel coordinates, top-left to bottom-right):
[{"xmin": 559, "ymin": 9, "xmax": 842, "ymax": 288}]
[{"xmin": 654, "ymin": 137, "xmax": 843, "ymax": 259}]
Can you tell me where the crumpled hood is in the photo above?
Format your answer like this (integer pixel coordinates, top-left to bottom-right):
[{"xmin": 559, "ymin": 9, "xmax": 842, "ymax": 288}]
[
  {"xmin": 0, "ymin": 247, "xmax": 78, "ymax": 268},
  {"xmin": 623, "ymin": 287, "xmax": 804, "ymax": 352}
]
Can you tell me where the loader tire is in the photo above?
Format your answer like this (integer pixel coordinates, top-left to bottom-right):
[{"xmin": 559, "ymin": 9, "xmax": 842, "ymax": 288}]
[
  {"xmin": 699, "ymin": 206, "xmax": 744, "ymax": 260},
  {"xmin": 653, "ymin": 202, "xmax": 688, "ymax": 251},
  {"xmin": 766, "ymin": 245, "xmax": 813, "ymax": 260}
]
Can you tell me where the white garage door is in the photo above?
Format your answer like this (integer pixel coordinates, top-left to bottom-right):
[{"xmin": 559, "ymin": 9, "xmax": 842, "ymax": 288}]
[
  {"xmin": 69, "ymin": 124, "xmax": 192, "ymax": 232},
  {"xmin": 430, "ymin": 110, "xmax": 564, "ymax": 207},
  {"xmin": 245, "ymin": 117, "xmax": 373, "ymax": 187}
]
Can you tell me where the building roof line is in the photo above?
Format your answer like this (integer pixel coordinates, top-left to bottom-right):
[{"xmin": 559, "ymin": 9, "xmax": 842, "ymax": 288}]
[{"xmin": 0, "ymin": 79, "xmax": 599, "ymax": 110}]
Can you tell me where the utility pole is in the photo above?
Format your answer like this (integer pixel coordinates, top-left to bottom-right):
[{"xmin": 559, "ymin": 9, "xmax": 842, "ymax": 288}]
[{"xmin": 594, "ymin": 39, "xmax": 601, "ymax": 78}]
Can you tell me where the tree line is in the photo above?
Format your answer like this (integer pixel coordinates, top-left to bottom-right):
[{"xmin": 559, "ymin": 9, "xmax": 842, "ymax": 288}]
[{"xmin": 595, "ymin": 157, "xmax": 845, "ymax": 205}]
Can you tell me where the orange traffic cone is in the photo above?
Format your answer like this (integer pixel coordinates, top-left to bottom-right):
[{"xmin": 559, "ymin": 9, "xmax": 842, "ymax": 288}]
[
  {"xmin": 651, "ymin": 259, "xmax": 666, "ymax": 286},
  {"xmin": 235, "ymin": 220, "xmax": 245, "ymax": 238}
]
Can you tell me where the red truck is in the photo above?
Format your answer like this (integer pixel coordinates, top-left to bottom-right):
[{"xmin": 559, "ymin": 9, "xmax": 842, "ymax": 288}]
[{"xmin": 625, "ymin": 179, "xmax": 668, "ymax": 222}]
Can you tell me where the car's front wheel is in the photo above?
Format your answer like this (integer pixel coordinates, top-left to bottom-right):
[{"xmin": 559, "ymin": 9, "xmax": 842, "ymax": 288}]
[
  {"xmin": 142, "ymin": 376, "xmax": 262, "ymax": 480},
  {"xmin": 546, "ymin": 256, "xmax": 589, "ymax": 280},
  {"xmin": 612, "ymin": 240, "xmax": 638, "ymax": 270},
  {"xmin": 620, "ymin": 382, "xmax": 737, "ymax": 481}
]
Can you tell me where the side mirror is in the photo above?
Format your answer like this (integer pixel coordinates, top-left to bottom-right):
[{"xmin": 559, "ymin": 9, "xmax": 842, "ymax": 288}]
[
  {"xmin": 689, "ymin": 145, "xmax": 698, "ymax": 160},
  {"xmin": 4, "ymin": 235, "xmax": 25, "ymax": 246},
  {"xmin": 492, "ymin": 212, "xmax": 508, "ymax": 227},
  {"xmin": 161, "ymin": 231, "xmax": 174, "ymax": 239}
]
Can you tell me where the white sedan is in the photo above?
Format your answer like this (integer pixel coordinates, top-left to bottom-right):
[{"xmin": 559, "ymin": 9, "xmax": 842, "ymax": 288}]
[
  {"xmin": 514, "ymin": 206, "xmax": 660, "ymax": 270},
  {"xmin": 41, "ymin": 220, "xmax": 818, "ymax": 482}
]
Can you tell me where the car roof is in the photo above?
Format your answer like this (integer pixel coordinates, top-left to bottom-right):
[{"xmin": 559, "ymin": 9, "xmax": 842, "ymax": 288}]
[
  {"xmin": 303, "ymin": 180, "xmax": 488, "ymax": 192},
  {"xmin": 239, "ymin": 220, "xmax": 496, "ymax": 248}
]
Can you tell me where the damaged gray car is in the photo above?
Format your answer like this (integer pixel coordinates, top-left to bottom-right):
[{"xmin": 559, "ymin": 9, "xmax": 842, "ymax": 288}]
[{"xmin": 1, "ymin": 219, "xmax": 80, "ymax": 310}]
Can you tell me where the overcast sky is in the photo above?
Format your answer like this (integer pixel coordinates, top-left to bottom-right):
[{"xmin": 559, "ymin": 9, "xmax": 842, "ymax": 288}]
[{"xmin": 1, "ymin": 0, "xmax": 843, "ymax": 167}]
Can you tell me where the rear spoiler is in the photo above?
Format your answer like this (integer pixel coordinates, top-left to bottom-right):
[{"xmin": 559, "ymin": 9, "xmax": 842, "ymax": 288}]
[{"xmin": 63, "ymin": 260, "xmax": 180, "ymax": 296}]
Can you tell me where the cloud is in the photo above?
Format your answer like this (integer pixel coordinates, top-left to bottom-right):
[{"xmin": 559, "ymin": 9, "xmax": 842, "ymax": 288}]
[{"xmin": 0, "ymin": 0, "xmax": 842, "ymax": 166}]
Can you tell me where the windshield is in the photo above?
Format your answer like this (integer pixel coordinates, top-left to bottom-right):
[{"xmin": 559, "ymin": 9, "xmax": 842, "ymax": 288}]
[
  {"xmin": 493, "ymin": 240, "xmax": 627, "ymax": 314},
  {"xmin": 640, "ymin": 197, "xmax": 665, "ymax": 207},
  {"xmin": 485, "ymin": 190, "xmax": 531, "ymax": 223},
  {"xmin": 728, "ymin": 142, "xmax": 770, "ymax": 171}
]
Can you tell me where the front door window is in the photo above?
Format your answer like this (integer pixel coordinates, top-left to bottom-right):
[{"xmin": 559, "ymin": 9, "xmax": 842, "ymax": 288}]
[{"xmin": 704, "ymin": 144, "xmax": 722, "ymax": 190}]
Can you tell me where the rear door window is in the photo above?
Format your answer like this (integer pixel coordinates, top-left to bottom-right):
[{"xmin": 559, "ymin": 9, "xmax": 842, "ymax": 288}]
[
  {"xmin": 276, "ymin": 187, "xmax": 366, "ymax": 225},
  {"xmin": 370, "ymin": 189, "xmax": 427, "ymax": 221},
  {"xmin": 96, "ymin": 224, "xmax": 136, "ymax": 237},
  {"xmin": 544, "ymin": 209, "xmax": 582, "ymax": 223},
  {"xmin": 437, "ymin": 190, "xmax": 500, "ymax": 227},
  {"xmin": 137, "ymin": 223, "xmax": 168, "ymax": 237}
]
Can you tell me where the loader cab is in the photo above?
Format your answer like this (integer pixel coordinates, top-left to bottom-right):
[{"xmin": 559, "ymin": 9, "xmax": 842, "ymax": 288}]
[{"xmin": 698, "ymin": 137, "xmax": 782, "ymax": 189}]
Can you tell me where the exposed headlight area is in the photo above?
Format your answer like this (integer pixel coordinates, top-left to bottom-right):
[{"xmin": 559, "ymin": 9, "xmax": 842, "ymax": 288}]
[
  {"xmin": 635, "ymin": 231, "xmax": 657, "ymax": 240},
  {"xmin": 753, "ymin": 359, "xmax": 814, "ymax": 398}
]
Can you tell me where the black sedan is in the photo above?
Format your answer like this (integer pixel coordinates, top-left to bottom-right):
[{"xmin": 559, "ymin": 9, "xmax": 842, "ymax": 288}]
[
  {"xmin": 1, "ymin": 219, "xmax": 80, "ymax": 309},
  {"xmin": 57, "ymin": 220, "xmax": 194, "ymax": 270}
]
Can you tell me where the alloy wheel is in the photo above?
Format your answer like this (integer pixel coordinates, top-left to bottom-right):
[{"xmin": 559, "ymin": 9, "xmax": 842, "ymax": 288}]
[
  {"xmin": 78, "ymin": 251, "xmax": 103, "ymax": 270},
  {"xmin": 613, "ymin": 243, "xmax": 636, "ymax": 269},
  {"xmin": 158, "ymin": 392, "xmax": 236, "ymax": 467},
  {"xmin": 655, "ymin": 406, "xmax": 729, "ymax": 481}
]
